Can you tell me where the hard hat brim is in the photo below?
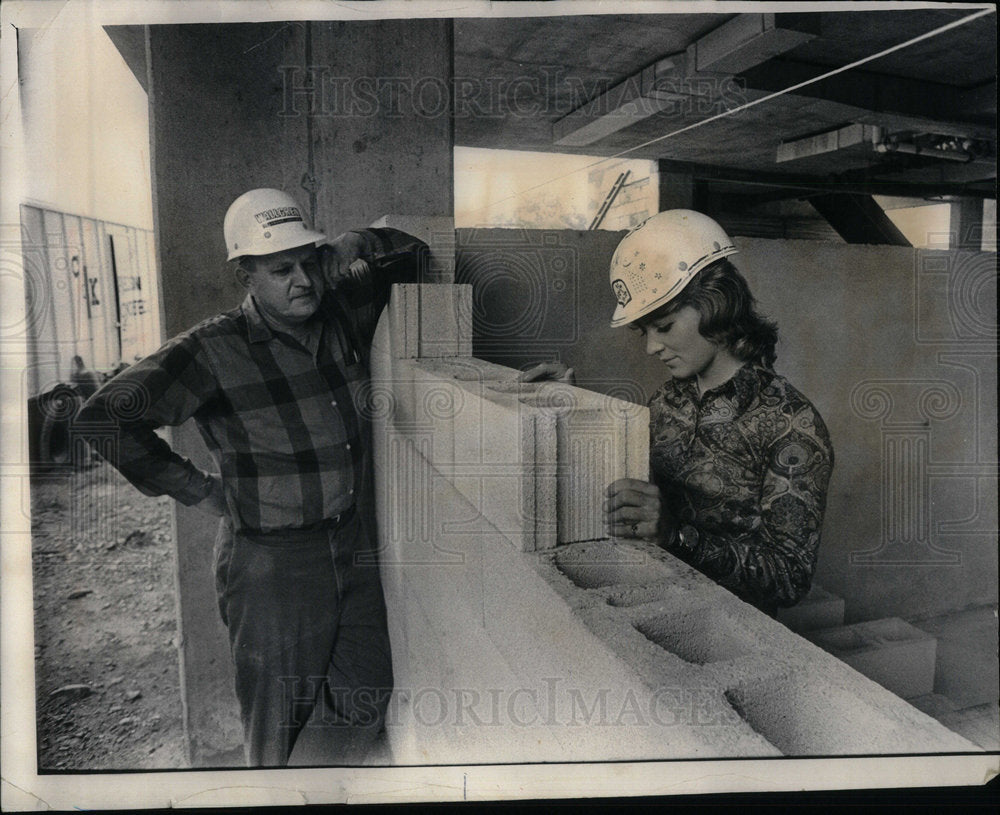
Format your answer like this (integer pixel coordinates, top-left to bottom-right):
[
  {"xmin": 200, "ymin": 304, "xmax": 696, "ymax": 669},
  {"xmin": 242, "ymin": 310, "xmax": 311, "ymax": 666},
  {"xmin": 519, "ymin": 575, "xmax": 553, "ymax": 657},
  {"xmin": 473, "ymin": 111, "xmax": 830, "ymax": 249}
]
[
  {"xmin": 226, "ymin": 229, "xmax": 327, "ymax": 262},
  {"xmin": 609, "ymin": 245, "xmax": 738, "ymax": 328}
]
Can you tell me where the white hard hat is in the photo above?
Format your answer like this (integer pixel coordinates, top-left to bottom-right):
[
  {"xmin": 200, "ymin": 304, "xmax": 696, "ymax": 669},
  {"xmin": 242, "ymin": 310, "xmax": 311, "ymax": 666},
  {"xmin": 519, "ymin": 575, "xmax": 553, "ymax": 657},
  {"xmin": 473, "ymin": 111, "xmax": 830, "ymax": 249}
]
[
  {"xmin": 223, "ymin": 188, "xmax": 327, "ymax": 261},
  {"xmin": 609, "ymin": 210, "xmax": 738, "ymax": 327}
]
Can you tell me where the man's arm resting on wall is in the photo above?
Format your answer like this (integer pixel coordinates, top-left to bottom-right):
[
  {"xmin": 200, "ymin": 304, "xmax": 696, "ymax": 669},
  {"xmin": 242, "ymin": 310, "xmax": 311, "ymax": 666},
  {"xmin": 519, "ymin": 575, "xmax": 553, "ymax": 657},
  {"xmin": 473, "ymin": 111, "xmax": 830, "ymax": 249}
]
[{"xmin": 320, "ymin": 227, "xmax": 429, "ymax": 348}]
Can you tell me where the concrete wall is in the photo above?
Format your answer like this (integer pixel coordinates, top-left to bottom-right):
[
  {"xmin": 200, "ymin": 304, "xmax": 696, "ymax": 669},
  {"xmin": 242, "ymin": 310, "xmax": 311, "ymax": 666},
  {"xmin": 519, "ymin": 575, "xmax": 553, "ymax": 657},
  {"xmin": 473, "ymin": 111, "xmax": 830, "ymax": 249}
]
[
  {"xmin": 372, "ymin": 282, "xmax": 977, "ymax": 761},
  {"xmin": 457, "ymin": 229, "xmax": 997, "ymax": 624},
  {"xmin": 147, "ymin": 20, "xmax": 453, "ymax": 765}
]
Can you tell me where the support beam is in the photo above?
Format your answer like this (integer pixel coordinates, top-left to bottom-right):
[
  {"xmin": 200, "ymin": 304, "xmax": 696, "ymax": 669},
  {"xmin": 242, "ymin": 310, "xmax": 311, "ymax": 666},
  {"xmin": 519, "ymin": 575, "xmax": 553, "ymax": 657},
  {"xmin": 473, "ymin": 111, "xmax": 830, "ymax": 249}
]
[
  {"xmin": 808, "ymin": 193, "xmax": 912, "ymax": 245},
  {"xmin": 741, "ymin": 60, "xmax": 996, "ymax": 141},
  {"xmin": 776, "ymin": 123, "xmax": 874, "ymax": 164},
  {"xmin": 655, "ymin": 157, "xmax": 997, "ymax": 201},
  {"xmin": 552, "ymin": 57, "xmax": 687, "ymax": 147},
  {"xmin": 688, "ymin": 13, "xmax": 820, "ymax": 76},
  {"xmin": 950, "ymin": 197, "xmax": 985, "ymax": 249},
  {"xmin": 554, "ymin": 14, "xmax": 819, "ymax": 149}
]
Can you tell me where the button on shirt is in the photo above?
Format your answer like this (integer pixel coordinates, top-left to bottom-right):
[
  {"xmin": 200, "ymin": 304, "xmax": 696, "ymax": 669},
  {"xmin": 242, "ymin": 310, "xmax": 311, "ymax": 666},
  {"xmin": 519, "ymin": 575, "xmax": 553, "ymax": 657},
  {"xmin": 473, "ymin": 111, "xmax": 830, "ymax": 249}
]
[
  {"xmin": 80, "ymin": 291, "xmax": 371, "ymax": 533},
  {"xmin": 649, "ymin": 363, "xmax": 834, "ymax": 612}
]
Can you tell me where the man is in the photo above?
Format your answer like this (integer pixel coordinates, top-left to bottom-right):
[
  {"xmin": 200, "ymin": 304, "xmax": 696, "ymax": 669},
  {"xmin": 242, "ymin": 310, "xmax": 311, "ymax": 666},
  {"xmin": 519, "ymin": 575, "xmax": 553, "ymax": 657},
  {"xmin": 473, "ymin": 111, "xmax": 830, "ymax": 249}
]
[{"xmin": 79, "ymin": 188, "xmax": 426, "ymax": 766}]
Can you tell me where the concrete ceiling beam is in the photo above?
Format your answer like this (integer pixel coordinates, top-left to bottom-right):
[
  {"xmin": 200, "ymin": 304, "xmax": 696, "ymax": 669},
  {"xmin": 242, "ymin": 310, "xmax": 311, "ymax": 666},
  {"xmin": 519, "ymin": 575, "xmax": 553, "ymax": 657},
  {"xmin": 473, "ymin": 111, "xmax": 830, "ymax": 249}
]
[
  {"xmin": 687, "ymin": 13, "xmax": 820, "ymax": 76},
  {"xmin": 553, "ymin": 13, "xmax": 818, "ymax": 148},
  {"xmin": 655, "ymin": 158, "xmax": 996, "ymax": 201},
  {"xmin": 741, "ymin": 59, "xmax": 997, "ymax": 142}
]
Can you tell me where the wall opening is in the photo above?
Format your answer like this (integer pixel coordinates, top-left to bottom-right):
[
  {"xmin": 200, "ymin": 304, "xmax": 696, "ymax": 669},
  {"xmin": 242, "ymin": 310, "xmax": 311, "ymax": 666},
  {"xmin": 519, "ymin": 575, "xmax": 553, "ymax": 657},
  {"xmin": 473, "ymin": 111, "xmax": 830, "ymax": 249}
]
[{"xmin": 455, "ymin": 146, "xmax": 657, "ymax": 231}]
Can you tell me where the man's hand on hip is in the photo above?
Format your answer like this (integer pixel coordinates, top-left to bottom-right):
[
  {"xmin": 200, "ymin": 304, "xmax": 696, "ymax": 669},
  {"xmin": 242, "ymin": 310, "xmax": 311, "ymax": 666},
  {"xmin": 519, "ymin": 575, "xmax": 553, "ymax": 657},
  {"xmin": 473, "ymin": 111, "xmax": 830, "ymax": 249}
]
[{"xmin": 196, "ymin": 475, "xmax": 227, "ymax": 517}]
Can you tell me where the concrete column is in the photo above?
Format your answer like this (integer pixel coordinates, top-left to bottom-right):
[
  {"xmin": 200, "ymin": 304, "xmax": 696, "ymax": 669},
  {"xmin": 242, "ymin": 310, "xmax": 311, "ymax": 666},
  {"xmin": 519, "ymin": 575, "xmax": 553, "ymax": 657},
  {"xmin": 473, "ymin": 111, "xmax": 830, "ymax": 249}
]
[
  {"xmin": 950, "ymin": 197, "xmax": 984, "ymax": 249},
  {"xmin": 148, "ymin": 20, "xmax": 453, "ymax": 766}
]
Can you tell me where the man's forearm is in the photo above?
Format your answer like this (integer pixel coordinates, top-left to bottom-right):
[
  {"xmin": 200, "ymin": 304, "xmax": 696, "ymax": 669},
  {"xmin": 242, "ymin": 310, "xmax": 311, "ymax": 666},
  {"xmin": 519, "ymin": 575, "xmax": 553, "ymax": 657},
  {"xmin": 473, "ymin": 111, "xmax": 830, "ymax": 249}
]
[{"xmin": 103, "ymin": 425, "xmax": 216, "ymax": 506}]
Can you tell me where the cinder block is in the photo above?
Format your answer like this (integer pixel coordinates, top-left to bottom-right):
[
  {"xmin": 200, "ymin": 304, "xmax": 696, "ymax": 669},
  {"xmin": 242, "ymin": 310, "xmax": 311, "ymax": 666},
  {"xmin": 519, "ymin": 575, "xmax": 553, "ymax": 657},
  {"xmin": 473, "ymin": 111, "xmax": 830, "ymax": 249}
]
[
  {"xmin": 408, "ymin": 365, "xmax": 462, "ymax": 466},
  {"xmin": 633, "ymin": 605, "xmax": 752, "ymax": 665},
  {"xmin": 777, "ymin": 583, "xmax": 846, "ymax": 633},
  {"xmin": 446, "ymin": 388, "xmax": 555, "ymax": 552},
  {"xmin": 622, "ymin": 398, "xmax": 650, "ymax": 482},
  {"xmin": 390, "ymin": 284, "xmax": 421, "ymax": 359},
  {"xmin": 805, "ymin": 617, "xmax": 937, "ymax": 699},
  {"xmin": 519, "ymin": 384, "xmax": 649, "ymax": 544},
  {"xmin": 552, "ymin": 540, "xmax": 669, "ymax": 590},
  {"xmin": 390, "ymin": 283, "xmax": 472, "ymax": 359},
  {"xmin": 526, "ymin": 410, "xmax": 559, "ymax": 550},
  {"xmin": 724, "ymin": 668, "xmax": 925, "ymax": 755},
  {"xmin": 914, "ymin": 606, "xmax": 999, "ymax": 708}
]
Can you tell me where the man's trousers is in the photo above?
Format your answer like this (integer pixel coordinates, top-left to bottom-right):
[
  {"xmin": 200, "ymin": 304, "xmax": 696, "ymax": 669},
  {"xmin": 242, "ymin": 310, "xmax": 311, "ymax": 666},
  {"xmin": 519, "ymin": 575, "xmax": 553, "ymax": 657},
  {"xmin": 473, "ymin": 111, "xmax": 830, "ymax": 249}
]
[{"xmin": 213, "ymin": 510, "xmax": 393, "ymax": 767}]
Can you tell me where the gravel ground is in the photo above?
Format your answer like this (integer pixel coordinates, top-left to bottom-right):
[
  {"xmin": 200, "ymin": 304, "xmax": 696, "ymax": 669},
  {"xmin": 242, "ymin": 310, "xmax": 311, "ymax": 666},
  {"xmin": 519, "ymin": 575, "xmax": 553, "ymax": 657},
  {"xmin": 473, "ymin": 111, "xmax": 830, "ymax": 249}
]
[{"xmin": 31, "ymin": 461, "xmax": 188, "ymax": 770}]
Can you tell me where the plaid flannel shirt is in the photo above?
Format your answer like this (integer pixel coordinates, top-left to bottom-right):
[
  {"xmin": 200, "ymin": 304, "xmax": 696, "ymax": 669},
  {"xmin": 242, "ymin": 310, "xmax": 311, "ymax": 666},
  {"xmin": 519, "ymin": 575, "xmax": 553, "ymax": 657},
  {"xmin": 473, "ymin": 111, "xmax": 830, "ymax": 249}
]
[{"xmin": 79, "ymin": 227, "xmax": 426, "ymax": 534}]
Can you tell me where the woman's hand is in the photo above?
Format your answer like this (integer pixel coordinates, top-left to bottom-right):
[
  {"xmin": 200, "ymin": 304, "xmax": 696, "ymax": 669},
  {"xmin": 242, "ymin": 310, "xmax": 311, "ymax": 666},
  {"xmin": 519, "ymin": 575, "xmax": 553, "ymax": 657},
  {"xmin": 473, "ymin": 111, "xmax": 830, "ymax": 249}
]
[
  {"xmin": 604, "ymin": 478, "xmax": 664, "ymax": 541},
  {"xmin": 519, "ymin": 361, "xmax": 576, "ymax": 385}
]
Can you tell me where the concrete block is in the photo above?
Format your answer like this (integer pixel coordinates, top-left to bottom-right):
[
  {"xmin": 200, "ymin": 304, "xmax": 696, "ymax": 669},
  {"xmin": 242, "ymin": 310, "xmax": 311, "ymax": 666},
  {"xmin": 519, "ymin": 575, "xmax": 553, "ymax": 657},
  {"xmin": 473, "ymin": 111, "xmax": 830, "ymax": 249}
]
[
  {"xmin": 723, "ymin": 666, "xmax": 946, "ymax": 756},
  {"xmin": 552, "ymin": 540, "xmax": 670, "ymax": 590},
  {"xmin": 390, "ymin": 283, "xmax": 472, "ymax": 359},
  {"xmin": 518, "ymin": 384, "xmax": 649, "ymax": 544},
  {"xmin": 401, "ymin": 359, "xmax": 561, "ymax": 552},
  {"xmin": 480, "ymin": 533, "xmax": 769, "ymax": 759},
  {"xmin": 525, "ymin": 409, "xmax": 559, "ymax": 550},
  {"xmin": 449, "ymin": 394, "xmax": 554, "ymax": 552},
  {"xmin": 408, "ymin": 365, "xmax": 461, "ymax": 466},
  {"xmin": 776, "ymin": 583, "xmax": 846, "ymax": 633},
  {"xmin": 935, "ymin": 702, "xmax": 1000, "ymax": 751},
  {"xmin": 805, "ymin": 617, "xmax": 937, "ymax": 699},
  {"xmin": 912, "ymin": 605, "xmax": 999, "ymax": 708},
  {"xmin": 633, "ymin": 605, "xmax": 753, "ymax": 666},
  {"xmin": 622, "ymin": 397, "xmax": 650, "ymax": 482},
  {"xmin": 369, "ymin": 214, "xmax": 455, "ymax": 283}
]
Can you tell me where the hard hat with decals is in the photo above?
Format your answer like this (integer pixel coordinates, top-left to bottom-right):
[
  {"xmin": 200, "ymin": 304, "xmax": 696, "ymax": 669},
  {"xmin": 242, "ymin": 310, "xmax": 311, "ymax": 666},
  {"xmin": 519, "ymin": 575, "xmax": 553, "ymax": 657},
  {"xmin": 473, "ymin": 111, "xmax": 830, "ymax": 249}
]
[
  {"xmin": 223, "ymin": 188, "xmax": 327, "ymax": 261},
  {"xmin": 609, "ymin": 210, "xmax": 738, "ymax": 327}
]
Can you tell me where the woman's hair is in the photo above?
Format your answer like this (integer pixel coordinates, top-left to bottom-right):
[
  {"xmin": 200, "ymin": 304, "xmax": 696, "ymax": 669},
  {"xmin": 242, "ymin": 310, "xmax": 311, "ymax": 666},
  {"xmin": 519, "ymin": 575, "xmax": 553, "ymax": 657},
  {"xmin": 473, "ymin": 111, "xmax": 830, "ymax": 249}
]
[{"xmin": 652, "ymin": 258, "xmax": 779, "ymax": 368}]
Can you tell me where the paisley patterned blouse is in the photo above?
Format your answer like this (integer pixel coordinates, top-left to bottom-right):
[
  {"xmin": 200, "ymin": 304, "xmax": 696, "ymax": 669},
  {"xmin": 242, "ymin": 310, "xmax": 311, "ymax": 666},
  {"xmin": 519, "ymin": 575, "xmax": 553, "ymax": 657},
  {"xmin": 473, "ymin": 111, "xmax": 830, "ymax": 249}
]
[{"xmin": 649, "ymin": 363, "xmax": 834, "ymax": 614}]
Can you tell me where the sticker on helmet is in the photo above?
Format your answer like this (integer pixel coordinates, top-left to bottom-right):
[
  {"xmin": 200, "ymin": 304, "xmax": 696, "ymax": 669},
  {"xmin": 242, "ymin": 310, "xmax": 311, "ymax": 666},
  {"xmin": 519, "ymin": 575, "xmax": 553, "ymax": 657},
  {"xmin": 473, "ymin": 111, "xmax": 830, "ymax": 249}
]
[
  {"xmin": 612, "ymin": 279, "xmax": 632, "ymax": 307},
  {"xmin": 254, "ymin": 206, "xmax": 303, "ymax": 227}
]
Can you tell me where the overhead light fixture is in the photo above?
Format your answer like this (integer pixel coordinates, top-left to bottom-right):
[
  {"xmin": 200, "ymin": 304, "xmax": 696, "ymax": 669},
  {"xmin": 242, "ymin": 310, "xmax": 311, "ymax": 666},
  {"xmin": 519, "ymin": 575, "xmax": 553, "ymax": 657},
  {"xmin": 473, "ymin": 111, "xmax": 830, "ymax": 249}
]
[
  {"xmin": 776, "ymin": 124, "xmax": 875, "ymax": 163},
  {"xmin": 871, "ymin": 127, "xmax": 982, "ymax": 163},
  {"xmin": 777, "ymin": 124, "xmax": 990, "ymax": 164}
]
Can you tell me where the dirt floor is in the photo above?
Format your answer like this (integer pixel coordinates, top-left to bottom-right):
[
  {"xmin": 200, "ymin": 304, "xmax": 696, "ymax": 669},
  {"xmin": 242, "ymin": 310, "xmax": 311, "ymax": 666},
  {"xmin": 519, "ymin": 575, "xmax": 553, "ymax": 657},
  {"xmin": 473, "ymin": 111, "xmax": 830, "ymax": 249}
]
[{"xmin": 31, "ymin": 460, "xmax": 188, "ymax": 770}]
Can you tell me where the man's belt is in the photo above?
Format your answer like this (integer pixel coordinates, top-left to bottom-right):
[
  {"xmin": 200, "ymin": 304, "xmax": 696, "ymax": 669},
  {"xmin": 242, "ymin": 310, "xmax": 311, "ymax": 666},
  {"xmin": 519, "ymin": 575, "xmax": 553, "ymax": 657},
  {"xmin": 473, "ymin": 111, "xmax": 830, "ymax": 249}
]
[{"xmin": 238, "ymin": 505, "xmax": 356, "ymax": 547}]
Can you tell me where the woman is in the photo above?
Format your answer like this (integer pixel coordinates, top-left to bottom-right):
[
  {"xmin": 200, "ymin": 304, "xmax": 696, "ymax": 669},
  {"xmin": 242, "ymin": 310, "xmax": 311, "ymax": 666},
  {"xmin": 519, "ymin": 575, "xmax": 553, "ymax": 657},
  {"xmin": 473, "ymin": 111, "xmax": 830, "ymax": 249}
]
[{"xmin": 527, "ymin": 210, "xmax": 834, "ymax": 616}]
